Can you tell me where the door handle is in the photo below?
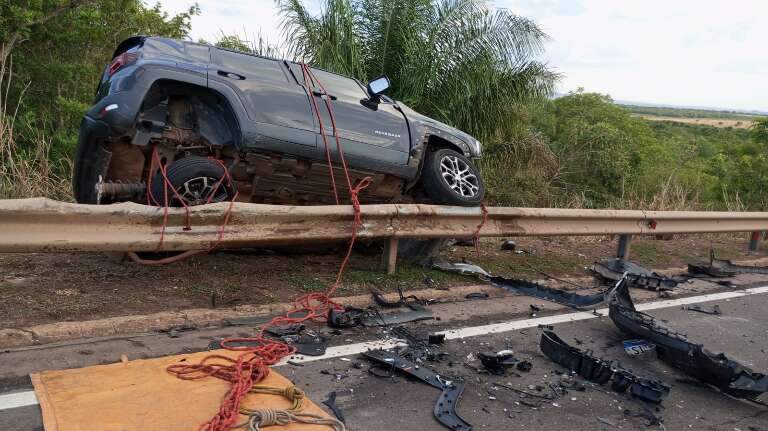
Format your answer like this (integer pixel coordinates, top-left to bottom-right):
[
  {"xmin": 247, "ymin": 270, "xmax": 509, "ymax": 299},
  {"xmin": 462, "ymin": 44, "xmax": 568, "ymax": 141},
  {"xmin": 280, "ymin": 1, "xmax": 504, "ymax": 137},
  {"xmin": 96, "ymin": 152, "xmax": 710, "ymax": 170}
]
[
  {"xmin": 312, "ymin": 90, "xmax": 337, "ymax": 100},
  {"xmin": 217, "ymin": 70, "xmax": 245, "ymax": 80}
]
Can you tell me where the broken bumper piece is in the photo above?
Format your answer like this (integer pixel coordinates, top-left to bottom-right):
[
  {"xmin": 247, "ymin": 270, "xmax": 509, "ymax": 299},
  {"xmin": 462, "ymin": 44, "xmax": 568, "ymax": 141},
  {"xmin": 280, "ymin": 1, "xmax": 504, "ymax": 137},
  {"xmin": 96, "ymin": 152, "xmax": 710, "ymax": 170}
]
[
  {"xmin": 608, "ymin": 278, "xmax": 768, "ymax": 400},
  {"xmin": 489, "ymin": 276, "xmax": 606, "ymax": 309},
  {"xmin": 432, "ymin": 260, "xmax": 606, "ymax": 309},
  {"xmin": 540, "ymin": 330, "xmax": 670, "ymax": 403},
  {"xmin": 363, "ymin": 349, "xmax": 472, "ymax": 431},
  {"xmin": 593, "ymin": 259, "xmax": 677, "ymax": 291}
]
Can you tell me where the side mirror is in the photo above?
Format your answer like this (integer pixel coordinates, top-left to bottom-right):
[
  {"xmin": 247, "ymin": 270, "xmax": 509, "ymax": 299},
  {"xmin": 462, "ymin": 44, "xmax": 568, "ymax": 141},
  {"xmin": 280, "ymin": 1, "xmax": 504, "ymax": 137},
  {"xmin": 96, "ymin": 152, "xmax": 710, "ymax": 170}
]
[{"xmin": 366, "ymin": 75, "xmax": 390, "ymax": 99}]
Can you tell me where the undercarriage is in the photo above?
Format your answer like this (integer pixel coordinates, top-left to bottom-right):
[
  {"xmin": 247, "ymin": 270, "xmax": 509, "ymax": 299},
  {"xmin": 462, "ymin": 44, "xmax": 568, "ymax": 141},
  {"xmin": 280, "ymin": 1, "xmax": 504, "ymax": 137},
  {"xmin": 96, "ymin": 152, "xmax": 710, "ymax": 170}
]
[{"xmin": 96, "ymin": 138, "xmax": 408, "ymax": 205}]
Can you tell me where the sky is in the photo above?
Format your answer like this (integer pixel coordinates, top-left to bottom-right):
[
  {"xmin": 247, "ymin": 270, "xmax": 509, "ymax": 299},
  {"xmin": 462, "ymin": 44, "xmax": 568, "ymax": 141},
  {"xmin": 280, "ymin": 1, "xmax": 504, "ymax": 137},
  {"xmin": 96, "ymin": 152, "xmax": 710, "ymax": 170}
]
[{"xmin": 159, "ymin": 0, "xmax": 767, "ymax": 112}]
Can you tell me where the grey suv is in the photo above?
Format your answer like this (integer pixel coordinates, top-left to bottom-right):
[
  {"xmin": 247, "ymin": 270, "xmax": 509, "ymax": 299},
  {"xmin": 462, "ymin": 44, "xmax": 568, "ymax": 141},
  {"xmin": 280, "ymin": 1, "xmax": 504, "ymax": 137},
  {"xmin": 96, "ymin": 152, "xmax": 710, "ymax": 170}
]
[{"xmin": 73, "ymin": 36, "xmax": 485, "ymax": 207}]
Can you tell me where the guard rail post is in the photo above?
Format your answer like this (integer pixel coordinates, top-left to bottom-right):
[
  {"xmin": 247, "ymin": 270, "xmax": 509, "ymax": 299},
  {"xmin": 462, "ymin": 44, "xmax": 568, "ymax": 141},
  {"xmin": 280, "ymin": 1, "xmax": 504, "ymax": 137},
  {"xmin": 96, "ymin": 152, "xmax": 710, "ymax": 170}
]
[{"xmin": 617, "ymin": 234, "xmax": 633, "ymax": 260}]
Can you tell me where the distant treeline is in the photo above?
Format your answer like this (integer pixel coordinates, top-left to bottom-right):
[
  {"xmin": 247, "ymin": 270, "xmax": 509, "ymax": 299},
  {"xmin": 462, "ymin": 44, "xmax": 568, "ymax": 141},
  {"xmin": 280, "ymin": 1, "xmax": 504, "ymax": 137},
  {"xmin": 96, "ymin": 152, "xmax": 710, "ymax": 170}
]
[{"xmin": 621, "ymin": 104, "xmax": 760, "ymax": 120}]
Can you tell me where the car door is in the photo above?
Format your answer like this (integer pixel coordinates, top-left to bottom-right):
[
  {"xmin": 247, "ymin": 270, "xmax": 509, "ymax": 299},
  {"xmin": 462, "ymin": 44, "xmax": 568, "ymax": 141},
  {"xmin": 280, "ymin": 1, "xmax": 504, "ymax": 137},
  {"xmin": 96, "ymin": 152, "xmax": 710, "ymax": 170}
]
[
  {"xmin": 302, "ymin": 67, "xmax": 410, "ymax": 167},
  {"xmin": 208, "ymin": 48, "xmax": 316, "ymax": 152}
]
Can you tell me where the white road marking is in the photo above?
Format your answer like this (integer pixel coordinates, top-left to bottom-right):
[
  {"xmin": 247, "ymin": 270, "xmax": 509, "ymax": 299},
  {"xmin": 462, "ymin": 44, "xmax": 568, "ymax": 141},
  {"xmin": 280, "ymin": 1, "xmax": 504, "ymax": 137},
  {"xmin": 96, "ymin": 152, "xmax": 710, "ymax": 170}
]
[
  {"xmin": 3, "ymin": 285, "xmax": 768, "ymax": 412},
  {"xmin": 0, "ymin": 391, "xmax": 37, "ymax": 411}
]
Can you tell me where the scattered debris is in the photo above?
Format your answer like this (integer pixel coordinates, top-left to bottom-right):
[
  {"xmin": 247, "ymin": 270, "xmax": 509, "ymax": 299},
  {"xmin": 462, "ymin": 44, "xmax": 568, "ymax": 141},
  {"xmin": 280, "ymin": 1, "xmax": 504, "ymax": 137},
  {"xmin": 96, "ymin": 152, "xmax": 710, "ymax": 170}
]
[
  {"xmin": 540, "ymin": 330, "xmax": 670, "ymax": 403},
  {"xmin": 608, "ymin": 277, "xmax": 768, "ymax": 400},
  {"xmin": 428, "ymin": 333, "xmax": 446, "ymax": 345},
  {"xmin": 371, "ymin": 287, "xmax": 427, "ymax": 308},
  {"xmin": 431, "ymin": 259, "xmax": 491, "ymax": 278},
  {"xmin": 516, "ymin": 360, "xmax": 533, "ymax": 372},
  {"xmin": 361, "ymin": 304, "xmax": 434, "ymax": 326},
  {"xmin": 500, "ymin": 240, "xmax": 516, "ymax": 251},
  {"xmin": 682, "ymin": 304, "xmax": 722, "ymax": 315},
  {"xmin": 478, "ymin": 350, "xmax": 519, "ymax": 375},
  {"xmin": 593, "ymin": 259, "xmax": 677, "ymax": 291},
  {"xmin": 465, "ymin": 292, "xmax": 490, "ymax": 300},
  {"xmin": 692, "ymin": 250, "xmax": 768, "ymax": 275},
  {"xmin": 363, "ymin": 349, "xmax": 472, "ymax": 431},
  {"xmin": 491, "ymin": 276, "xmax": 606, "ymax": 309},
  {"xmin": 264, "ymin": 324, "xmax": 305, "ymax": 337},
  {"xmin": 622, "ymin": 339, "xmax": 657, "ymax": 357},
  {"xmin": 529, "ymin": 304, "xmax": 541, "ymax": 317},
  {"xmin": 281, "ymin": 333, "xmax": 328, "ymax": 356},
  {"xmin": 322, "ymin": 391, "xmax": 346, "ymax": 424},
  {"xmin": 327, "ymin": 307, "xmax": 366, "ymax": 328}
]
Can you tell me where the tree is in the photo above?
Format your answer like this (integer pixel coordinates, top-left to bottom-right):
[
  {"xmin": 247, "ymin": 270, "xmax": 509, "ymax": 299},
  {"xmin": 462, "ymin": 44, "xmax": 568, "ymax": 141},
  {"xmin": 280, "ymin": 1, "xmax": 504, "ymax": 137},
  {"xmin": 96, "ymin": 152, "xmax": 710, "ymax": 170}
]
[
  {"xmin": 278, "ymin": 0, "xmax": 557, "ymax": 141},
  {"xmin": 751, "ymin": 117, "xmax": 768, "ymax": 144}
]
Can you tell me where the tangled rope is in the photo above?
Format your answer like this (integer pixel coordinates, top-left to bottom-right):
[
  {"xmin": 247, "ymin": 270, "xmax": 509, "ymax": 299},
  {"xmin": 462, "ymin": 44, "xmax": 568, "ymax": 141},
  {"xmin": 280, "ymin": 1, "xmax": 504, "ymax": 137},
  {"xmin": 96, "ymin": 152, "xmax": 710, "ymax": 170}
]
[
  {"xmin": 244, "ymin": 409, "xmax": 345, "ymax": 431},
  {"xmin": 166, "ymin": 63, "xmax": 371, "ymax": 431}
]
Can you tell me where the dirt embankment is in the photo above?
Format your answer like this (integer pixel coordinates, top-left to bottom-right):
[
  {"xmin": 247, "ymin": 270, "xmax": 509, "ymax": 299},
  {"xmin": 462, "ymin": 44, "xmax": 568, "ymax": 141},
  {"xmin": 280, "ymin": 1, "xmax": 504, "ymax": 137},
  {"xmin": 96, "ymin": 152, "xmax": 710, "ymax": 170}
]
[{"xmin": 0, "ymin": 233, "xmax": 759, "ymax": 328}]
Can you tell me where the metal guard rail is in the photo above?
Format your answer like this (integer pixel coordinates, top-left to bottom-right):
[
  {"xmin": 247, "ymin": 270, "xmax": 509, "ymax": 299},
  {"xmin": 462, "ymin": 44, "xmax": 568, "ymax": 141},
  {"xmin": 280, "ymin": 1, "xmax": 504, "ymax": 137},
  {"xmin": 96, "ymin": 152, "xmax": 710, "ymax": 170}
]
[{"xmin": 0, "ymin": 198, "xmax": 766, "ymax": 253}]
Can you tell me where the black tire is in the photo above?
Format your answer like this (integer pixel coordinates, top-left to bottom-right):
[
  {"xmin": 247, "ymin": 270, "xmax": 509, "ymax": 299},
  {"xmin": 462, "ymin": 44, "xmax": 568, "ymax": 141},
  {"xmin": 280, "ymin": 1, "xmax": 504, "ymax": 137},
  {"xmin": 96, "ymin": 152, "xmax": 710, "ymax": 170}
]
[
  {"xmin": 149, "ymin": 156, "xmax": 236, "ymax": 207},
  {"xmin": 421, "ymin": 148, "xmax": 485, "ymax": 206}
]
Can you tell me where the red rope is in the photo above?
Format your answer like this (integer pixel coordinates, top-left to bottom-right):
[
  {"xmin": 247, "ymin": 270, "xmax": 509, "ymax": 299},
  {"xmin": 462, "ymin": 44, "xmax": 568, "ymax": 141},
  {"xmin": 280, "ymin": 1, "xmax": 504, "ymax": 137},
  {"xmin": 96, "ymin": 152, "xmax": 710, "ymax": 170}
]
[{"xmin": 166, "ymin": 63, "xmax": 372, "ymax": 431}]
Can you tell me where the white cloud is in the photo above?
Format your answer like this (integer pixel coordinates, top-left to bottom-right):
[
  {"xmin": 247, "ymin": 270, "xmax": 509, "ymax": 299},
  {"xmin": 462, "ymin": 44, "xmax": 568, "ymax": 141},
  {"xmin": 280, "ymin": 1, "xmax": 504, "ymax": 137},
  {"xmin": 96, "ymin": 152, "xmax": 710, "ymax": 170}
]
[
  {"xmin": 500, "ymin": 0, "xmax": 768, "ymax": 110},
  {"xmin": 157, "ymin": 0, "xmax": 767, "ymax": 110},
  {"xmin": 159, "ymin": 0, "xmax": 284, "ymax": 46}
]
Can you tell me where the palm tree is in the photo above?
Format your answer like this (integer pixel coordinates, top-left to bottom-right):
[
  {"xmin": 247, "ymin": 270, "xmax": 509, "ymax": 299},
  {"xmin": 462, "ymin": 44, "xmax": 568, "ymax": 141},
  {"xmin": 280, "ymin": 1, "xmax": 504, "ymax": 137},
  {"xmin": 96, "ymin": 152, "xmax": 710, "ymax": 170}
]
[{"xmin": 278, "ymin": 0, "xmax": 557, "ymax": 141}]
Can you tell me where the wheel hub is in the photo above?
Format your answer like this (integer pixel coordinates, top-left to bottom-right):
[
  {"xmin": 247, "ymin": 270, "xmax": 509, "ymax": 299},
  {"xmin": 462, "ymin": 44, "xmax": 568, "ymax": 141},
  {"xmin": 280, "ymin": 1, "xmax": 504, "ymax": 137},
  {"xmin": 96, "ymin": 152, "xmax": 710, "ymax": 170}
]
[
  {"xmin": 176, "ymin": 176, "xmax": 230, "ymax": 206},
  {"xmin": 439, "ymin": 155, "xmax": 479, "ymax": 198}
]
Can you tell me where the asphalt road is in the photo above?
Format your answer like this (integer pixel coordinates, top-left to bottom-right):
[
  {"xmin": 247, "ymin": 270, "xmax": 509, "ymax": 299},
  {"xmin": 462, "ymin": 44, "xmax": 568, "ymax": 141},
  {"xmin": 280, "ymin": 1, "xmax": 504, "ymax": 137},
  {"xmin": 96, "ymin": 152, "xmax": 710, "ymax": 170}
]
[{"xmin": 2, "ymin": 275, "xmax": 768, "ymax": 430}]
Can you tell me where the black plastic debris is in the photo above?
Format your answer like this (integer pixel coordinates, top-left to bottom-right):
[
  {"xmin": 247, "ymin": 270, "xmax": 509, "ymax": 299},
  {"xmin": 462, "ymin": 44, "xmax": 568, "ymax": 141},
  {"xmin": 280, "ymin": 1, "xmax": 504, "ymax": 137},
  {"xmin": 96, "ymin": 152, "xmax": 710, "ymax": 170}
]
[
  {"xmin": 361, "ymin": 304, "xmax": 434, "ymax": 326},
  {"xmin": 281, "ymin": 333, "xmax": 327, "ymax": 356},
  {"xmin": 682, "ymin": 304, "xmax": 722, "ymax": 315},
  {"xmin": 465, "ymin": 292, "xmax": 490, "ymax": 300},
  {"xmin": 540, "ymin": 330, "xmax": 670, "ymax": 403},
  {"xmin": 264, "ymin": 324, "xmax": 305, "ymax": 337},
  {"xmin": 516, "ymin": 360, "xmax": 533, "ymax": 372},
  {"xmin": 478, "ymin": 350, "xmax": 519, "ymax": 375},
  {"xmin": 701, "ymin": 250, "xmax": 768, "ymax": 275},
  {"xmin": 371, "ymin": 287, "xmax": 425, "ymax": 309},
  {"xmin": 593, "ymin": 259, "xmax": 677, "ymax": 291},
  {"xmin": 608, "ymin": 277, "xmax": 768, "ymax": 400},
  {"xmin": 501, "ymin": 240, "xmax": 517, "ymax": 251},
  {"xmin": 428, "ymin": 333, "xmax": 446, "ymax": 345},
  {"xmin": 687, "ymin": 262, "xmax": 736, "ymax": 278},
  {"xmin": 322, "ymin": 391, "xmax": 346, "ymax": 424},
  {"xmin": 327, "ymin": 307, "xmax": 366, "ymax": 328},
  {"xmin": 490, "ymin": 276, "xmax": 606, "ymax": 309},
  {"xmin": 363, "ymin": 349, "xmax": 472, "ymax": 431}
]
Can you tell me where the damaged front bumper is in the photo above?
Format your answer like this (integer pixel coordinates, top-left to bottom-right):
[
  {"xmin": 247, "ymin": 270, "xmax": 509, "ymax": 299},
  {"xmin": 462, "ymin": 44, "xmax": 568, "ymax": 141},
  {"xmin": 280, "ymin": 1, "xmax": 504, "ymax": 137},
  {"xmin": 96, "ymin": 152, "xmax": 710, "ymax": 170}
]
[
  {"xmin": 540, "ymin": 330, "xmax": 670, "ymax": 403},
  {"xmin": 608, "ymin": 278, "xmax": 768, "ymax": 400}
]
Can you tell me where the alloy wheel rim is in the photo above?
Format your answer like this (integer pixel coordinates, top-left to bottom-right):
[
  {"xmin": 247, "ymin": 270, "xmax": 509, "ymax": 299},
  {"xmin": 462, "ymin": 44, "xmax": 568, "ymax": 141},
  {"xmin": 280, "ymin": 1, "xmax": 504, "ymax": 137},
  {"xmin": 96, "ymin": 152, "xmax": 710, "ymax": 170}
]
[
  {"xmin": 176, "ymin": 176, "xmax": 229, "ymax": 206},
  {"xmin": 439, "ymin": 155, "xmax": 479, "ymax": 198}
]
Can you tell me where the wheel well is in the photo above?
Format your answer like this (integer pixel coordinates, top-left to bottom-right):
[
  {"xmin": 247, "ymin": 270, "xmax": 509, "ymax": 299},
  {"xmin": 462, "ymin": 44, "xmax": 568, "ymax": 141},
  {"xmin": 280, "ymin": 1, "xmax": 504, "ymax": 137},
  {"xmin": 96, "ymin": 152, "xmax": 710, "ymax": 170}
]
[
  {"xmin": 425, "ymin": 135, "xmax": 465, "ymax": 155},
  {"xmin": 141, "ymin": 79, "xmax": 241, "ymax": 148}
]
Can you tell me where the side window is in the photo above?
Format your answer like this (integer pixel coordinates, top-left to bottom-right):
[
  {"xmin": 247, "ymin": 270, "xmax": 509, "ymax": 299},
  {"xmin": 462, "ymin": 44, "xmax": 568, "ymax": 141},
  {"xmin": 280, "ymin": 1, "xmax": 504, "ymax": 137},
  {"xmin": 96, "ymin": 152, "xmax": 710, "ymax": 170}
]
[
  {"xmin": 216, "ymin": 50, "xmax": 288, "ymax": 82},
  {"xmin": 309, "ymin": 68, "xmax": 367, "ymax": 101}
]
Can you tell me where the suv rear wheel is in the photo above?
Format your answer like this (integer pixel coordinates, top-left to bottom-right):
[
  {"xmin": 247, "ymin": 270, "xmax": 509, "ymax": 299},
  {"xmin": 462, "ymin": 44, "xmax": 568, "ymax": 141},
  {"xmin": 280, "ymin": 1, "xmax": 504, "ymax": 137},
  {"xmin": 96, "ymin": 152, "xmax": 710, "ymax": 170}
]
[
  {"xmin": 149, "ymin": 156, "xmax": 235, "ymax": 207},
  {"xmin": 421, "ymin": 148, "xmax": 485, "ymax": 206}
]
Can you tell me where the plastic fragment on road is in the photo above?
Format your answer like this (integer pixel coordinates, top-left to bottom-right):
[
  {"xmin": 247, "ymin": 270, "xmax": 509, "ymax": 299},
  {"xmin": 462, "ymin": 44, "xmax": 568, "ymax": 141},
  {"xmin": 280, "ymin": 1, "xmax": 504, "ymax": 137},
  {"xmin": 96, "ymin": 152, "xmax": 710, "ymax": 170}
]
[
  {"xmin": 363, "ymin": 349, "xmax": 473, "ymax": 431},
  {"xmin": 607, "ymin": 276, "xmax": 768, "ymax": 400},
  {"xmin": 539, "ymin": 330, "xmax": 670, "ymax": 404},
  {"xmin": 593, "ymin": 259, "xmax": 678, "ymax": 291}
]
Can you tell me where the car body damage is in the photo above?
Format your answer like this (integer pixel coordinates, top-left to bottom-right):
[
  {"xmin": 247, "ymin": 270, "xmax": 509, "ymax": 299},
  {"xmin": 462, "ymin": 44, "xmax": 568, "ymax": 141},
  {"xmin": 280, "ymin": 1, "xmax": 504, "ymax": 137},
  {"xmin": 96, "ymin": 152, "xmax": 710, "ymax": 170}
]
[
  {"xmin": 540, "ymin": 330, "xmax": 671, "ymax": 403},
  {"xmin": 593, "ymin": 259, "xmax": 678, "ymax": 291},
  {"xmin": 74, "ymin": 36, "xmax": 486, "ymax": 207},
  {"xmin": 607, "ymin": 278, "xmax": 768, "ymax": 400},
  {"xmin": 363, "ymin": 349, "xmax": 472, "ymax": 431}
]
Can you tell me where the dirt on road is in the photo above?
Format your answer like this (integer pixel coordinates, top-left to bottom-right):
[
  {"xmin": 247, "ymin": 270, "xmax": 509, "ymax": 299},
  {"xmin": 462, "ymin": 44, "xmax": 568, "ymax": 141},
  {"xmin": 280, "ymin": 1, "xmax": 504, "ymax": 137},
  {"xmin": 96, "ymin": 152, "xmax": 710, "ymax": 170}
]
[{"xmin": 0, "ymin": 233, "xmax": 760, "ymax": 328}]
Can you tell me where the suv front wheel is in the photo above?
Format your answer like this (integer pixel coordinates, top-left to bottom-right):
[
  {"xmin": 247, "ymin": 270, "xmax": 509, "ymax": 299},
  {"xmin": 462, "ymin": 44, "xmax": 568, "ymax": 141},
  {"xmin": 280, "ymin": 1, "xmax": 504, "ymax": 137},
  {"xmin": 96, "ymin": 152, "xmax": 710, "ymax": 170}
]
[{"xmin": 421, "ymin": 148, "xmax": 485, "ymax": 206}]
